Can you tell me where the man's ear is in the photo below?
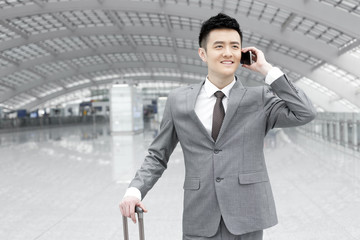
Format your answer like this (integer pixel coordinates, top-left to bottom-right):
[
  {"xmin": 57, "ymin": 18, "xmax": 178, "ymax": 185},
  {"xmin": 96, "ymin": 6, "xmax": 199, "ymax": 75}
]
[{"xmin": 198, "ymin": 48, "xmax": 207, "ymax": 62}]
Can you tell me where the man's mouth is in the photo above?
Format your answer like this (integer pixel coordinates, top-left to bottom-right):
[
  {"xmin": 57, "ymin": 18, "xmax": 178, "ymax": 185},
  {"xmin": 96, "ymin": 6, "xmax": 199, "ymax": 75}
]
[{"xmin": 221, "ymin": 61, "xmax": 234, "ymax": 65}]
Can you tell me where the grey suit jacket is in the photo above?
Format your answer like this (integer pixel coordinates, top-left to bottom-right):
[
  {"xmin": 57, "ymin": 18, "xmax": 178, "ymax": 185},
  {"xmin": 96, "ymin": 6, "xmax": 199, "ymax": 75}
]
[{"xmin": 129, "ymin": 75, "xmax": 316, "ymax": 237}]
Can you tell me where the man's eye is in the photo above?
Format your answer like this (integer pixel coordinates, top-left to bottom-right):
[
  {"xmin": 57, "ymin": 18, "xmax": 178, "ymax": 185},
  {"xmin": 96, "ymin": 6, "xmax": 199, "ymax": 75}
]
[
  {"xmin": 232, "ymin": 45, "xmax": 239, "ymax": 49},
  {"xmin": 215, "ymin": 45, "xmax": 222, "ymax": 48}
]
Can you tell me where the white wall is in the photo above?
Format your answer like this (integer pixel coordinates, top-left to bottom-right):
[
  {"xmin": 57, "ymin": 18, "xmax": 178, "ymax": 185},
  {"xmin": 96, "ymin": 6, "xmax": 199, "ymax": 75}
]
[
  {"xmin": 110, "ymin": 84, "xmax": 143, "ymax": 133},
  {"xmin": 156, "ymin": 97, "xmax": 167, "ymax": 124}
]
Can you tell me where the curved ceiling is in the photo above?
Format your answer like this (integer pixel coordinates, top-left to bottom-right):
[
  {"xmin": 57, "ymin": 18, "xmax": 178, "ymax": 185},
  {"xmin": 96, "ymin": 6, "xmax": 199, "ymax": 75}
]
[{"xmin": 0, "ymin": 0, "xmax": 360, "ymax": 112}]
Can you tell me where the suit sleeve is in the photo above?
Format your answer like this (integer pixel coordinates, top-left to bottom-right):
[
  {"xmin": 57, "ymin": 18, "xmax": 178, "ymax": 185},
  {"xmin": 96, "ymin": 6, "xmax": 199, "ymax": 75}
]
[
  {"xmin": 129, "ymin": 91, "xmax": 179, "ymax": 199},
  {"xmin": 264, "ymin": 74, "xmax": 317, "ymax": 133}
]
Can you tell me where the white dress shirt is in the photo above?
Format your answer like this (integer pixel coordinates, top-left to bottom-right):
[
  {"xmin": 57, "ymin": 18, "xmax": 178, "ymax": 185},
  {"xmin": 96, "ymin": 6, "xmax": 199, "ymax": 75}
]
[
  {"xmin": 124, "ymin": 67, "xmax": 284, "ymax": 200},
  {"xmin": 194, "ymin": 77, "xmax": 236, "ymax": 136}
]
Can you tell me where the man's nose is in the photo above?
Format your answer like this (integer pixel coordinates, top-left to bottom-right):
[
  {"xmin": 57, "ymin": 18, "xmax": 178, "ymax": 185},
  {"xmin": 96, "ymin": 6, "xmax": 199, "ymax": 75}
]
[{"xmin": 222, "ymin": 47, "xmax": 232, "ymax": 57}]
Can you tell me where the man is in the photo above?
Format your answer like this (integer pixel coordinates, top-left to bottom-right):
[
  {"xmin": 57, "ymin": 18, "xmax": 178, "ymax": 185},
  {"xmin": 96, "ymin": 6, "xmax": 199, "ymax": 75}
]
[{"xmin": 120, "ymin": 13, "xmax": 316, "ymax": 240}]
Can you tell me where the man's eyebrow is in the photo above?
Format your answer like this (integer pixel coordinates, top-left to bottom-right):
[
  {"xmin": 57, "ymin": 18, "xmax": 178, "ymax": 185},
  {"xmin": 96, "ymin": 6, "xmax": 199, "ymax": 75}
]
[
  {"xmin": 212, "ymin": 41, "xmax": 225, "ymax": 45},
  {"xmin": 212, "ymin": 41, "xmax": 240, "ymax": 45}
]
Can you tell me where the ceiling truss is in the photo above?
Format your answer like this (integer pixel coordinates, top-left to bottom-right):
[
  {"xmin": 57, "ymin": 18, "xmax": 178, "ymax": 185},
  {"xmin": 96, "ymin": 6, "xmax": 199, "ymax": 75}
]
[{"xmin": 0, "ymin": 0, "xmax": 359, "ymax": 112}]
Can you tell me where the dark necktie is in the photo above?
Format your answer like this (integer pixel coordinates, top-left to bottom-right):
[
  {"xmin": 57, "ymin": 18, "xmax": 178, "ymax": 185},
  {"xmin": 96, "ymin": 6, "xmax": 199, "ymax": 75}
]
[{"xmin": 212, "ymin": 91, "xmax": 225, "ymax": 141}]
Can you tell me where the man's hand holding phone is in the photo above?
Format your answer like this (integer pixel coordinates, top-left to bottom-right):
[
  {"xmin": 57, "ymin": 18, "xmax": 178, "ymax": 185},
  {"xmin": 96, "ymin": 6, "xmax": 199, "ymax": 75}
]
[{"xmin": 241, "ymin": 47, "xmax": 273, "ymax": 76}]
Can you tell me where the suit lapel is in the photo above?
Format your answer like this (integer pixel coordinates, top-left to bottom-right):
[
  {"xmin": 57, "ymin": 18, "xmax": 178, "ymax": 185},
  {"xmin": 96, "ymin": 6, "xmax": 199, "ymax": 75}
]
[
  {"xmin": 187, "ymin": 80, "xmax": 215, "ymax": 142},
  {"xmin": 216, "ymin": 77, "xmax": 246, "ymax": 142},
  {"xmin": 187, "ymin": 76, "xmax": 247, "ymax": 143}
]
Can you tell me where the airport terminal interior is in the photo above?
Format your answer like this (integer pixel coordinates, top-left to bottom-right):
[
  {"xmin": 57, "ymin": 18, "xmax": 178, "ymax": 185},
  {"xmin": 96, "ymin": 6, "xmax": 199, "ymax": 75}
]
[{"xmin": 1, "ymin": 0, "xmax": 360, "ymax": 239}]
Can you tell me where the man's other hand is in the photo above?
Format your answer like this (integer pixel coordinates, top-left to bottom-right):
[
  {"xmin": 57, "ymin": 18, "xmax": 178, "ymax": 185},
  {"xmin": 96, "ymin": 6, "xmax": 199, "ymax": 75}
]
[{"xmin": 119, "ymin": 196, "xmax": 148, "ymax": 223}]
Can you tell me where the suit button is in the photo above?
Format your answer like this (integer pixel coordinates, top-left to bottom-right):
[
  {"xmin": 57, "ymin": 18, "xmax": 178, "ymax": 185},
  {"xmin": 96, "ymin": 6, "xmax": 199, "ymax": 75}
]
[
  {"xmin": 216, "ymin": 177, "xmax": 224, "ymax": 183},
  {"xmin": 214, "ymin": 149, "xmax": 220, "ymax": 154}
]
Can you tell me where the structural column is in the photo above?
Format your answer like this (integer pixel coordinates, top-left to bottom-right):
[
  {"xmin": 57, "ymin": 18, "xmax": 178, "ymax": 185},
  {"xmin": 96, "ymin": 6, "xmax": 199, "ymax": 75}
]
[
  {"xmin": 329, "ymin": 121, "xmax": 334, "ymax": 143},
  {"xmin": 335, "ymin": 121, "xmax": 340, "ymax": 145},
  {"xmin": 156, "ymin": 97, "xmax": 167, "ymax": 124},
  {"xmin": 352, "ymin": 121, "xmax": 358, "ymax": 151},
  {"xmin": 316, "ymin": 119, "xmax": 322, "ymax": 139},
  {"xmin": 0, "ymin": 107, "xmax": 2, "ymax": 128},
  {"xmin": 343, "ymin": 121, "xmax": 348, "ymax": 148},
  {"xmin": 110, "ymin": 84, "xmax": 143, "ymax": 134},
  {"xmin": 322, "ymin": 120, "xmax": 328, "ymax": 141},
  {"xmin": 311, "ymin": 120, "xmax": 316, "ymax": 137}
]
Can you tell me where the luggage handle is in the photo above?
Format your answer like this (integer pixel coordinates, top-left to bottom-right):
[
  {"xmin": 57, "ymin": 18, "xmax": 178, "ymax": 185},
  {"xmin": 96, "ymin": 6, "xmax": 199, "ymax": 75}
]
[{"xmin": 122, "ymin": 206, "xmax": 145, "ymax": 240}]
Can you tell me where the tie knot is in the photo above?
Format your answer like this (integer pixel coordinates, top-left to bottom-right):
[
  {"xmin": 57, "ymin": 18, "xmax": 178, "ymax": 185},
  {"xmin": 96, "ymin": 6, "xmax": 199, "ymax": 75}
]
[{"xmin": 214, "ymin": 91, "xmax": 225, "ymax": 99}]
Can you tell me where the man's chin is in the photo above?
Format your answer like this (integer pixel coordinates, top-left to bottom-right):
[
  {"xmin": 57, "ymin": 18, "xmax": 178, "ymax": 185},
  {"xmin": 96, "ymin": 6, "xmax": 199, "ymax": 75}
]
[
  {"xmin": 219, "ymin": 70, "xmax": 237, "ymax": 77},
  {"xmin": 213, "ymin": 72, "xmax": 236, "ymax": 80}
]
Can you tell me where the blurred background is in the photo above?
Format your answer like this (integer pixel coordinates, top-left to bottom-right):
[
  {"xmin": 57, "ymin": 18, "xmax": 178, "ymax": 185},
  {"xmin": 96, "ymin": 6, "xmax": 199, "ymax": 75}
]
[{"xmin": 0, "ymin": 0, "xmax": 360, "ymax": 239}]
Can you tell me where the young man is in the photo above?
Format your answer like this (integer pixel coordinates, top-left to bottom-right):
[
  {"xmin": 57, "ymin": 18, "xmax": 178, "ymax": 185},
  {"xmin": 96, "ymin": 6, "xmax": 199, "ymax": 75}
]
[{"xmin": 120, "ymin": 13, "xmax": 316, "ymax": 240}]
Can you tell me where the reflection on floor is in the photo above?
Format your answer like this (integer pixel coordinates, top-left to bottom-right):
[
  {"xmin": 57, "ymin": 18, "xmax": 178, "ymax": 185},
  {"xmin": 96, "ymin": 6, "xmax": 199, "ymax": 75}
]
[{"xmin": 0, "ymin": 123, "xmax": 359, "ymax": 240}]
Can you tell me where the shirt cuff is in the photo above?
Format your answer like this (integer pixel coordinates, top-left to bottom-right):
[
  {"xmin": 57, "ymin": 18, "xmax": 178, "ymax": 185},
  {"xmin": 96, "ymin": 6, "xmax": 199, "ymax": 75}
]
[
  {"xmin": 123, "ymin": 187, "xmax": 142, "ymax": 200},
  {"xmin": 265, "ymin": 67, "xmax": 284, "ymax": 85}
]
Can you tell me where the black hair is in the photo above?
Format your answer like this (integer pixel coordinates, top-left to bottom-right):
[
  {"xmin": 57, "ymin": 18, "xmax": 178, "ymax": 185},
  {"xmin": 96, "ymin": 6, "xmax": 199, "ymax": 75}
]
[{"xmin": 198, "ymin": 13, "xmax": 243, "ymax": 49}]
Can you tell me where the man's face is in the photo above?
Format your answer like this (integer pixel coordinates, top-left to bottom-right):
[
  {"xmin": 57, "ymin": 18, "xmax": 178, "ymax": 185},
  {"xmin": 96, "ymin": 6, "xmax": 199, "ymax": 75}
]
[{"xmin": 199, "ymin": 29, "xmax": 241, "ymax": 80}]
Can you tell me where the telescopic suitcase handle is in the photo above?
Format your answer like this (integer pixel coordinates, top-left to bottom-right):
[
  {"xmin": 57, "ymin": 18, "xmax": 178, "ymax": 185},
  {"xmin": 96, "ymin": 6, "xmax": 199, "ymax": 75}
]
[{"xmin": 122, "ymin": 206, "xmax": 145, "ymax": 240}]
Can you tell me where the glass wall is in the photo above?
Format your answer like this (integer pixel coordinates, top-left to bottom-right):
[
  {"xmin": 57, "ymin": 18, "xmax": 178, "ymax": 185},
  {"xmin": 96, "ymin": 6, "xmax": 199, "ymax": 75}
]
[
  {"xmin": 0, "ymin": 115, "xmax": 108, "ymax": 132},
  {"xmin": 298, "ymin": 112, "xmax": 360, "ymax": 152}
]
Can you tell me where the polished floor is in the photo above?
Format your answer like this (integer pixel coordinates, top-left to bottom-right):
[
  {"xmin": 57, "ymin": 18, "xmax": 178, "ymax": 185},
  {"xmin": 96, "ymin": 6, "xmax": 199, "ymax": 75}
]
[{"xmin": 1, "ymin": 122, "xmax": 360, "ymax": 240}]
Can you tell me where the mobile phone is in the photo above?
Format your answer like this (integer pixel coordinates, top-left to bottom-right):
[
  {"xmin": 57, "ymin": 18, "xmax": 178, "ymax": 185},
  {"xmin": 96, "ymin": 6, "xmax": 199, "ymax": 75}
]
[{"xmin": 240, "ymin": 51, "xmax": 253, "ymax": 65}]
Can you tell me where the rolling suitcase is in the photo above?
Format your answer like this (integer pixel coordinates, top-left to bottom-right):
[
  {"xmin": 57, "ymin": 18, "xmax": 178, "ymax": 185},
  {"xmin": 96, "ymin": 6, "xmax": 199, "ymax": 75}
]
[{"xmin": 122, "ymin": 206, "xmax": 145, "ymax": 240}]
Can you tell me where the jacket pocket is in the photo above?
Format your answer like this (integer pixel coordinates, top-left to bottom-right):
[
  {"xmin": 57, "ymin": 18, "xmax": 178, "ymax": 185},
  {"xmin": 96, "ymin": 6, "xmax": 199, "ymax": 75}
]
[
  {"xmin": 183, "ymin": 178, "xmax": 200, "ymax": 190},
  {"xmin": 238, "ymin": 171, "xmax": 269, "ymax": 184},
  {"xmin": 237, "ymin": 104, "xmax": 260, "ymax": 113}
]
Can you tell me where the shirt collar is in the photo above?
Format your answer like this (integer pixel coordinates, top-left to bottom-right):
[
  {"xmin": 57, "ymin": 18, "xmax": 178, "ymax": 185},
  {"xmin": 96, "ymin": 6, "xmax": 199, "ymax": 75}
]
[{"xmin": 203, "ymin": 76, "xmax": 236, "ymax": 99}]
